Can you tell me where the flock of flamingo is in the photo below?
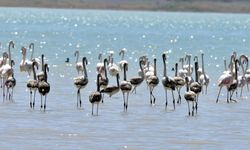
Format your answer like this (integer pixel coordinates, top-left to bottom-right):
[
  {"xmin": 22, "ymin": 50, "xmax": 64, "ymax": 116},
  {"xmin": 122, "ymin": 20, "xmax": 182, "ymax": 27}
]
[{"xmin": 1, "ymin": 41, "xmax": 250, "ymax": 116}]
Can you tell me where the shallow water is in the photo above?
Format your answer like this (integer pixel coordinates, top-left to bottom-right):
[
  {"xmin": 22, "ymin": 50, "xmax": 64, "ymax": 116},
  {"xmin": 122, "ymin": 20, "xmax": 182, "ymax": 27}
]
[{"xmin": 0, "ymin": 7, "xmax": 250, "ymax": 149}]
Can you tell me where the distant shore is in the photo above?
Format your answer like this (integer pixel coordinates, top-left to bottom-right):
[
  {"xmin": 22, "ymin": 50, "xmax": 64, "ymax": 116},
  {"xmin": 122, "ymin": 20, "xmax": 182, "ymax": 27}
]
[{"xmin": 1, "ymin": 0, "xmax": 250, "ymax": 13}]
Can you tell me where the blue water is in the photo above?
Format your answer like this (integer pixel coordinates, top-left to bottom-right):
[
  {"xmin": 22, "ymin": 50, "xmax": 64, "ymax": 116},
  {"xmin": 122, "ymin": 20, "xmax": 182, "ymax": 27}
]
[{"xmin": 0, "ymin": 7, "xmax": 250, "ymax": 149}]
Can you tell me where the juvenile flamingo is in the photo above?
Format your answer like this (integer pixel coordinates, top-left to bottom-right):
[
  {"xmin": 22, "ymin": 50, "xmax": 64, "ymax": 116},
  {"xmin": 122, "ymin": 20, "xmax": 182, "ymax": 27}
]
[
  {"xmin": 73, "ymin": 57, "xmax": 88, "ymax": 108},
  {"xmin": 147, "ymin": 58, "xmax": 159, "ymax": 105},
  {"xmin": 129, "ymin": 60, "xmax": 144, "ymax": 94},
  {"xmin": 38, "ymin": 64, "xmax": 50, "ymax": 111},
  {"xmin": 89, "ymin": 74, "xmax": 102, "ymax": 115},
  {"xmin": 161, "ymin": 54, "xmax": 175, "ymax": 109},
  {"xmin": 27, "ymin": 61, "xmax": 39, "ymax": 108},
  {"xmin": 184, "ymin": 77, "xmax": 196, "ymax": 116},
  {"xmin": 5, "ymin": 60, "xmax": 16, "ymax": 102},
  {"xmin": 120, "ymin": 63, "xmax": 132, "ymax": 112}
]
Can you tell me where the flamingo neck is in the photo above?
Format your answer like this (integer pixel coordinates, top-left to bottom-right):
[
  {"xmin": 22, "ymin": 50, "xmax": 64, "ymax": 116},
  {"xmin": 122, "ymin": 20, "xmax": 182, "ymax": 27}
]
[
  {"xmin": 175, "ymin": 63, "xmax": 178, "ymax": 77},
  {"xmin": 201, "ymin": 54, "xmax": 205, "ymax": 74},
  {"xmin": 32, "ymin": 64, "xmax": 37, "ymax": 80},
  {"xmin": 83, "ymin": 59, "xmax": 88, "ymax": 78},
  {"xmin": 116, "ymin": 74, "xmax": 120, "ymax": 87},
  {"xmin": 195, "ymin": 62, "xmax": 199, "ymax": 82},
  {"xmin": 97, "ymin": 74, "xmax": 100, "ymax": 92},
  {"xmin": 154, "ymin": 59, "xmax": 157, "ymax": 76},
  {"xmin": 163, "ymin": 56, "xmax": 166, "ymax": 77},
  {"xmin": 139, "ymin": 61, "xmax": 144, "ymax": 79}
]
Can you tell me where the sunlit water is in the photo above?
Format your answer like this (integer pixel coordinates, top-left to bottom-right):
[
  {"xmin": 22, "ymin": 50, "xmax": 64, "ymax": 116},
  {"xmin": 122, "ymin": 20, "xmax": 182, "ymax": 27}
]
[{"xmin": 0, "ymin": 7, "xmax": 250, "ymax": 149}]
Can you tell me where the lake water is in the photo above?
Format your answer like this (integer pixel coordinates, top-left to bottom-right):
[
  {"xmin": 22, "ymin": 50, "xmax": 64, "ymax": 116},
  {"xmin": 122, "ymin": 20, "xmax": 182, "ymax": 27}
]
[{"xmin": 0, "ymin": 7, "xmax": 250, "ymax": 150}]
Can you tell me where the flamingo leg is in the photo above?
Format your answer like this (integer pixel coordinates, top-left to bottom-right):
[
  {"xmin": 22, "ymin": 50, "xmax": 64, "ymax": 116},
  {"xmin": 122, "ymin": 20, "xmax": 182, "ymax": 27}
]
[
  {"xmin": 216, "ymin": 86, "xmax": 222, "ymax": 103},
  {"xmin": 171, "ymin": 90, "xmax": 175, "ymax": 110},
  {"xmin": 230, "ymin": 91, "xmax": 237, "ymax": 103},
  {"xmin": 149, "ymin": 87, "xmax": 152, "ymax": 105},
  {"xmin": 123, "ymin": 92, "xmax": 126, "ymax": 112},
  {"xmin": 30, "ymin": 90, "xmax": 33, "ymax": 108},
  {"xmin": 165, "ymin": 89, "xmax": 168, "ymax": 110},
  {"xmin": 187, "ymin": 101, "xmax": 190, "ymax": 116},
  {"xmin": 92, "ymin": 104, "xmax": 94, "ymax": 115},
  {"xmin": 44, "ymin": 95, "xmax": 47, "ymax": 111},
  {"xmin": 101, "ymin": 93, "xmax": 104, "ymax": 103},
  {"xmin": 126, "ymin": 92, "xmax": 129, "ymax": 111},
  {"xmin": 195, "ymin": 94, "xmax": 199, "ymax": 114},
  {"xmin": 97, "ymin": 103, "xmax": 99, "ymax": 116},
  {"xmin": 40, "ymin": 95, "xmax": 43, "ymax": 110},
  {"xmin": 192, "ymin": 101, "xmax": 195, "ymax": 116},
  {"xmin": 79, "ymin": 90, "xmax": 82, "ymax": 108},
  {"xmin": 240, "ymin": 87, "xmax": 243, "ymax": 97},
  {"xmin": 76, "ymin": 89, "xmax": 79, "ymax": 108},
  {"xmin": 2, "ymin": 78, "xmax": 5, "ymax": 102},
  {"xmin": 33, "ymin": 90, "xmax": 36, "ymax": 108},
  {"xmin": 177, "ymin": 88, "xmax": 182, "ymax": 104}
]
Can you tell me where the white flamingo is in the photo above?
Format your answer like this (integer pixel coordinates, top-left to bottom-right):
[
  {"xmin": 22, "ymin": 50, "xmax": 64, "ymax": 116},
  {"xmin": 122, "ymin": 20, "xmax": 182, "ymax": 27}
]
[
  {"xmin": 20, "ymin": 47, "xmax": 33, "ymax": 75},
  {"xmin": 216, "ymin": 58, "xmax": 234, "ymax": 103},
  {"xmin": 178, "ymin": 57, "xmax": 188, "ymax": 78},
  {"xmin": 96, "ymin": 53, "xmax": 104, "ymax": 74},
  {"xmin": 74, "ymin": 50, "xmax": 83, "ymax": 75},
  {"xmin": 0, "ymin": 41, "xmax": 14, "ymax": 102},
  {"xmin": 118, "ymin": 48, "xmax": 128, "ymax": 71}
]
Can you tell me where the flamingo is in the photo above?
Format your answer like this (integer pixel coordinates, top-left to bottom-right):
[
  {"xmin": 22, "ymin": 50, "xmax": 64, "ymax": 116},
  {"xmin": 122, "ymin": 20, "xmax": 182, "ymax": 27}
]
[
  {"xmin": 120, "ymin": 63, "xmax": 132, "ymax": 112},
  {"xmin": 0, "ymin": 41, "xmax": 14, "ymax": 102},
  {"xmin": 73, "ymin": 57, "xmax": 88, "ymax": 108},
  {"xmin": 118, "ymin": 48, "xmax": 128, "ymax": 71},
  {"xmin": 147, "ymin": 58, "xmax": 159, "ymax": 105},
  {"xmin": 173, "ymin": 63, "xmax": 185, "ymax": 104},
  {"xmin": 38, "ymin": 63, "xmax": 50, "ymax": 111},
  {"xmin": 184, "ymin": 77, "xmax": 196, "ymax": 116},
  {"xmin": 96, "ymin": 53, "xmax": 104, "ymax": 74},
  {"xmin": 190, "ymin": 61, "xmax": 202, "ymax": 113},
  {"xmin": 101, "ymin": 73, "xmax": 120, "ymax": 98},
  {"xmin": 27, "ymin": 61, "xmax": 39, "ymax": 108},
  {"xmin": 227, "ymin": 59, "xmax": 239, "ymax": 103},
  {"xmin": 184, "ymin": 54, "xmax": 194, "ymax": 85},
  {"xmin": 5, "ymin": 60, "xmax": 16, "ymax": 102},
  {"xmin": 161, "ymin": 54, "xmax": 175, "ymax": 109},
  {"xmin": 108, "ymin": 57, "xmax": 120, "ymax": 77},
  {"xmin": 199, "ymin": 53, "xmax": 210, "ymax": 94},
  {"xmin": 183, "ymin": 54, "xmax": 193, "ymax": 76},
  {"xmin": 0, "ymin": 52, "xmax": 8, "ymax": 88},
  {"xmin": 237, "ymin": 54, "xmax": 248, "ymax": 97},
  {"xmin": 129, "ymin": 60, "xmax": 144, "ymax": 94},
  {"xmin": 99, "ymin": 58, "xmax": 109, "ymax": 103},
  {"xmin": 20, "ymin": 47, "xmax": 33, "ymax": 75},
  {"xmin": 178, "ymin": 57, "xmax": 188, "ymax": 78},
  {"xmin": 89, "ymin": 74, "xmax": 102, "ymax": 115},
  {"xmin": 74, "ymin": 50, "xmax": 83, "ymax": 75}
]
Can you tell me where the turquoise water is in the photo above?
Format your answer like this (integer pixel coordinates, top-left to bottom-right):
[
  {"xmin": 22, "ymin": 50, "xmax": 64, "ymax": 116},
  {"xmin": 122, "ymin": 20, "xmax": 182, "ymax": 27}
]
[{"xmin": 0, "ymin": 7, "xmax": 250, "ymax": 149}]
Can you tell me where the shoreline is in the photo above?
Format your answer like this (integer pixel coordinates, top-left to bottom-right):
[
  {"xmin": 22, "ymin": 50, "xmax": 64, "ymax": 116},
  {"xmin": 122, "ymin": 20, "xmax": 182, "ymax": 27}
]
[{"xmin": 1, "ymin": 0, "xmax": 250, "ymax": 13}]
